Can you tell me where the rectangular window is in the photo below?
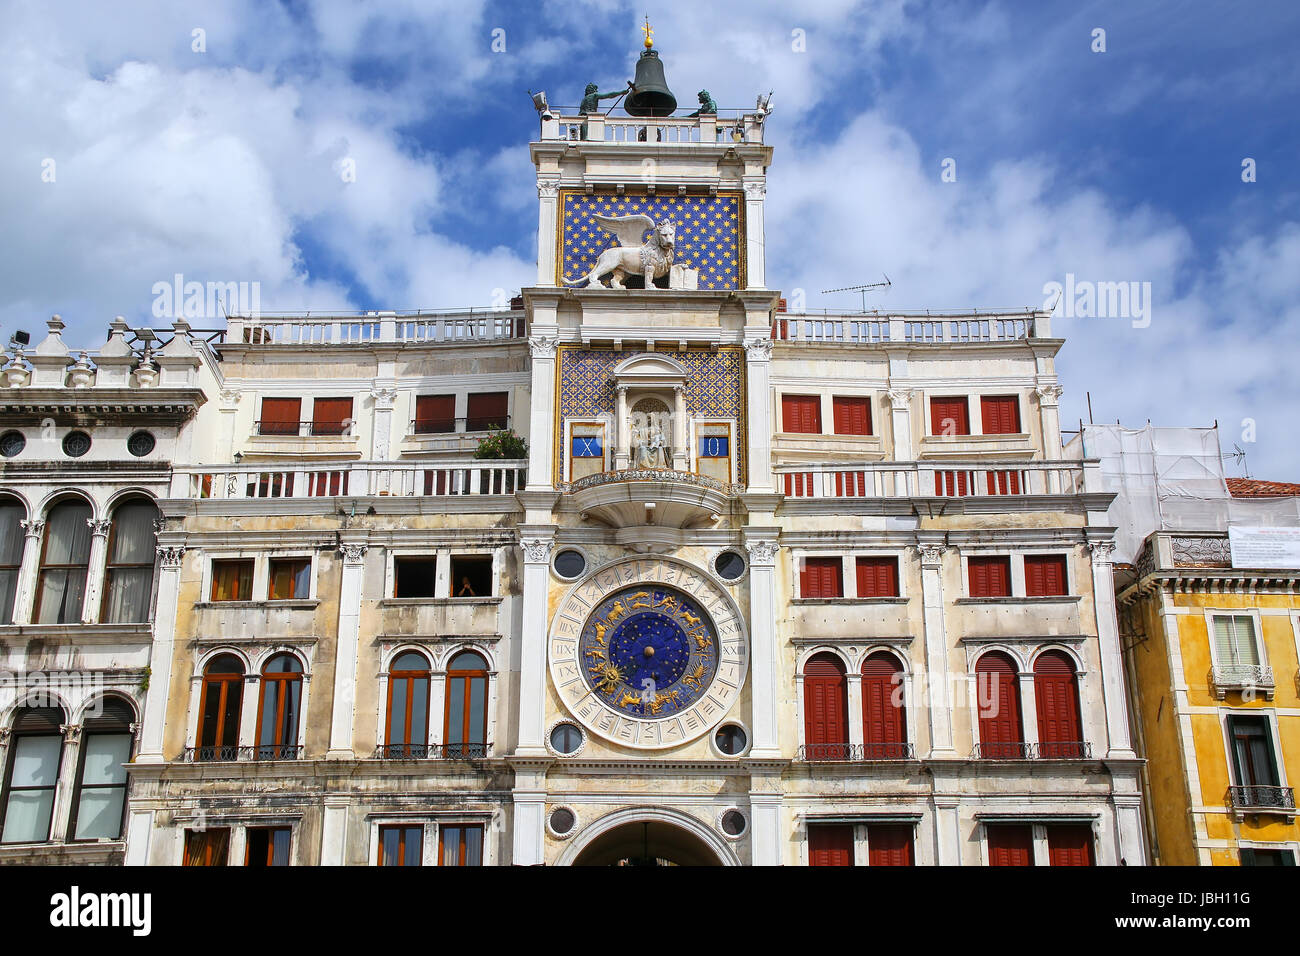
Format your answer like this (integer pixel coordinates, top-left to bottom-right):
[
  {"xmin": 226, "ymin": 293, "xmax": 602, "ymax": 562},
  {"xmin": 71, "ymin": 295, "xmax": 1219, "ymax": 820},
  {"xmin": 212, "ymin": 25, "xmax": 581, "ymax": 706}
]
[
  {"xmin": 466, "ymin": 392, "xmax": 508, "ymax": 431},
  {"xmin": 1046, "ymin": 824, "xmax": 1095, "ymax": 866},
  {"xmin": 1227, "ymin": 715, "xmax": 1280, "ymax": 789},
  {"xmin": 801, "ymin": 557, "xmax": 844, "ymax": 599},
  {"xmin": 71, "ymin": 732, "xmax": 131, "ymax": 841},
  {"xmin": 1025, "ymin": 555, "xmax": 1068, "ymax": 596},
  {"xmin": 440, "ymin": 824, "xmax": 483, "ymax": 866},
  {"xmin": 414, "ymin": 394, "xmax": 456, "ymax": 434},
  {"xmin": 311, "ymin": 397, "xmax": 353, "ymax": 436},
  {"xmin": 930, "ymin": 397, "xmax": 970, "ymax": 436},
  {"xmin": 980, "ymin": 395, "xmax": 1021, "ymax": 434},
  {"xmin": 183, "ymin": 827, "xmax": 230, "ymax": 866},
  {"xmin": 1213, "ymin": 615, "xmax": 1261, "ymax": 668},
  {"xmin": 856, "ymin": 557, "xmax": 900, "ymax": 598},
  {"xmin": 379, "ymin": 825, "xmax": 424, "ymax": 866},
  {"xmin": 781, "ymin": 394, "xmax": 821, "ymax": 434},
  {"xmin": 268, "ymin": 558, "xmax": 311, "ymax": 600},
  {"xmin": 1, "ymin": 735, "xmax": 62, "ymax": 844},
  {"xmin": 832, "ymin": 396, "xmax": 872, "ymax": 436},
  {"xmin": 807, "ymin": 823, "xmax": 854, "ymax": 866},
  {"xmin": 210, "ymin": 559, "xmax": 254, "ymax": 602},
  {"xmin": 867, "ymin": 824, "xmax": 914, "ymax": 866},
  {"xmin": 986, "ymin": 824, "xmax": 1034, "ymax": 866},
  {"xmin": 451, "ymin": 556, "xmax": 493, "ymax": 598},
  {"xmin": 259, "ymin": 397, "xmax": 301, "ymax": 435},
  {"xmin": 245, "ymin": 826, "xmax": 292, "ymax": 866},
  {"xmin": 393, "ymin": 557, "xmax": 437, "ymax": 598},
  {"xmin": 1241, "ymin": 848, "xmax": 1296, "ymax": 866},
  {"xmin": 968, "ymin": 556, "xmax": 1012, "ymax": 598}
]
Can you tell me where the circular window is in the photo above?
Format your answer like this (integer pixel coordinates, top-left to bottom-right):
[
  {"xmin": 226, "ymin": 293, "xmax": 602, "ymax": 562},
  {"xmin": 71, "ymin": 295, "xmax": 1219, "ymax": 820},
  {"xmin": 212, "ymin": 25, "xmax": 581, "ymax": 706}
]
[
  {"xmin": 549, "ymin": 807, "xmax": 576, "ymax": 836},
  {"xmin": 549, "ymin": 722, "xmax": 583, "ymax": 755},
  {"xmin": 720, "ymin": 809, "xmax": 747, "ymax": 837},
  {"xmin": 127, "ymin": 430, "xmax": 156, "ymax": 457},
  {"xmin": 62, "ymin": 431, "xmax": 91, "ymax": 458},
  {"xmin": 553, "ymin": 548, "xmax": 586, "ymax": 579},
  {"xmin": 714, "ymin": 723, "xmax": 748, "ymax": 756},
  {"xmin": 714, "ymin": 550, "xmax": 746, "ymax": 581},
  {"xmin": 0, "ymin": 431, "xmax": 25, "ymax": 458}
]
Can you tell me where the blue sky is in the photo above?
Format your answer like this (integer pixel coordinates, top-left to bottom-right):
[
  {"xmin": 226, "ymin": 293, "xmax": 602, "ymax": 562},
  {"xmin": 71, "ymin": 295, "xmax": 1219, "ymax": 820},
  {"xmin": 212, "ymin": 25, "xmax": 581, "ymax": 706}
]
[{"xmin": 3, "ymin": 0, "xmax": 1298, "ymax": 474}]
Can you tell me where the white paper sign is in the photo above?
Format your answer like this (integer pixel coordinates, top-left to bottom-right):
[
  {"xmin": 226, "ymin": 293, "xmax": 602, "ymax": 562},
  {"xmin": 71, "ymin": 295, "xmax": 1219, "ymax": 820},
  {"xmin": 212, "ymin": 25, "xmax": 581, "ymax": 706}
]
[{"xmin": 1229, "ymin": 526, "xmax": 1300, "ymax": 570}]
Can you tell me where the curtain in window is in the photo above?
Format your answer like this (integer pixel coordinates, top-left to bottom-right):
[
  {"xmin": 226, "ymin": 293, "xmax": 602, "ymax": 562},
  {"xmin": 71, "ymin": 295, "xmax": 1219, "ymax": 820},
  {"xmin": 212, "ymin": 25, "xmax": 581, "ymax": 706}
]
[
  {"xmin": 37, "ymin": 501, "xmax": 93, "ymax": 624},
  {"xmin": 103, "ymin": 500, "xmax": 159, "ymax": 623},
  {"xmin": 73, "ymin": 734, "xmax": 132, "ymax": 839},
  {"xmin": 441, "ymin": 825, "xmax": 483, "ymax": 866},
  {"xmin": 1214, "ymin": 616, "xmax": 1260, "ymax": 667},
  {"xmin": 1, "ymin": 736, "xmax": 63, "ymax": 843},
  {"xmin": 183, "ymin": 828, "xmax": 230, "ymax": 866},
  {"xmin": 0, "ymin": 500, "xmax": 24, "ymax": 623}
]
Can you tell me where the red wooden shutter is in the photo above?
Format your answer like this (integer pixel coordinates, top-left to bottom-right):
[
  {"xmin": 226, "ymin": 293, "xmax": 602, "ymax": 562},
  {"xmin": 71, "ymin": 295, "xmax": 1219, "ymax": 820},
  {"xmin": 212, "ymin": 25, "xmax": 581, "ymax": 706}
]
[
  {"xmin": 1025, "ymin": 555, "xmax": 1068, "ymax": 596},
  {"xmin": 980, "ymin": 395, "xmax": 1021, "ymax": 434},
  {"xmin": 1034, "ymin": 651, "xmax": 1082, "ymax": 756},
  {"xmin": 803, "ymin": 654, "xmax": 848, "ymax": 757},
  {"xmin": 976, "ymin": 652, "xmax": 1023, "ymax": 757},
  {"xmin": 856, "ymin": 557, "xmax": 899, "ymax": 598},
  {"xmin": 985, "ymin": 469, "xmax": 1022, "ymax": 495},
  {"xmin": 868, "ymin": 824, "xmax": 914, "ymax": 866},
  {"xmin": 782, "ymin": 395, "xmax": 821, "ymax": 434},
  {"xmin": 312, "ymin": 398, "xmax": 353, "ymax": 435},
  {"xmin": 466, "ymin": 392, "xmax": 508, "ymax": 430},
  {"xmin": 801, "ymin": 558, "xmax": 843, "ymax": 598},
  {"xmin": 987, "ymin": 825, "xmax": 1034, "ymax": 866},
  {"xmin": 415, "ymin": 395, "xmax": 455, "ymax": 432},
  {"xmin": 835, "ymin": 471, "xmax": 868, "ymax": 496},
  {"xmin": 1047, "ymin": 825, "xmax": 1095, "ymax": 866},
  {"xmin": 862, "ymin": 653, "xmax": 906, "ymax": 758},
  {"xmin": 808, "ymin": 824, "xmax": 854, "ymax": 866},
  {"xmin": 930, "ymin": 397, "xmax": 969, "ymax": 435},
  {"xmin": 968, "ymin": 556, "xmax": 1011, "ymax": 597},
  {"xmin": 261, "ymin": 397, "xmax": 301, "ymax": 435},
  {"xmin": 783, "ymin": 472, "xmax": 814, "ymax": 497},
  {"xmin": 934, "ymin": 470, "xmax": 970, "ymax": 496},
  {"xmin": 832, "ymin": 397, "xmax": 872, "ymax": 435}
]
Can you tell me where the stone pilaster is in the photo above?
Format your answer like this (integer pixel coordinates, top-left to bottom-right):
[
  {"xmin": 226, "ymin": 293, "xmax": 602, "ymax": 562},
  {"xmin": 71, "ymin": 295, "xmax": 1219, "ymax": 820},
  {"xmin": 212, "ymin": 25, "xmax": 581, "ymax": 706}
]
[
  {"xmin": 14, "ymin": 519, "xmax": 45, "ymax": 624},
  {"xmin": 80, "ymin": 517, "xmax": 113, "ymax": 624},
  {"xmin": 743, "ymin": 337, "xmax": 774, "ymax": 493},
  {"xmin": 136, "ymin": 544, "xmax": 185, "ymax": 763},
  {"xmin": 917, "ymin": 536, "xmax": 954, "ymax": 755},
  {"xmin": 327, "ymin": 542, "xmax": 368, "ymax": 759},
  {"xmin": 1087, "ymin": 538, "xmax": 1136, "ymax": 758},
  {"xmin": 744, "ymin": 534, "xmax": 781, "ymax": 757},
  {"xmin": 516, "ymin": 529, "xmax": 554, "ymax": 755}
]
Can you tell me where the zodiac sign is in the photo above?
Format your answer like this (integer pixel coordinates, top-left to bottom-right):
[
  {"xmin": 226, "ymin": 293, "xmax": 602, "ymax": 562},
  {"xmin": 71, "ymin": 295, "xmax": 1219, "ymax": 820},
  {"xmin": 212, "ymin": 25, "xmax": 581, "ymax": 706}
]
[
  {"xmin": 692, "ymin": 632, "xmax": 712, "ymax": 652},
  {"xmin": 646, "ymin": 690, "xmax": 681, "ymax": 715},
  {"xmin": 655, "ymin": 593, "xmax": 678, "ymax": 610},
  {"xmin": 585, "ymin": 646, "xmax": 606, "ymax": 662},
  {"xmin": 607, "ymin": 601, "xmax": 626, "ymax": 623},
  {"xmin": 628, "ymin": 591, "xmax": 652, "ymax": 609},
  {"xmin": 681, "ymin": 662, "xmax": 706, "ymax": 692},
  {"xmin": 593, "ymin": 621, "xmax": 608, "ymax": 645},
  {"xmin": 617, "ymin": 691, "xmax": 642, "ymax": 709},
  {"xmin": 678, "ymin": 609, "xmax": 701, "ymax": 628}
]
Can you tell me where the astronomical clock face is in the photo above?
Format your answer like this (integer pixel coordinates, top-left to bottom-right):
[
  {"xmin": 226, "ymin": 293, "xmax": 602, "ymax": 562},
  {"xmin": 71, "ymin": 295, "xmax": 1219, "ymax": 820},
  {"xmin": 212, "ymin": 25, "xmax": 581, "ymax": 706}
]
[{"xmin": 549, "ymin": 558, "xmax": 747, "ymax": 749}]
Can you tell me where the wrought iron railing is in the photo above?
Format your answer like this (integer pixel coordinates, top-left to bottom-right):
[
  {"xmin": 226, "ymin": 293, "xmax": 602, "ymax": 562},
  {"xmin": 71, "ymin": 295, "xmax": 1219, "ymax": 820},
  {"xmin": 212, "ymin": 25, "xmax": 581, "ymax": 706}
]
[
  {"xmin": 796, "ymin": 742, "xmax": 915, "ymax": 761},
  {"xmin": 255, "ymin": 420, "xmax": 352, "ymax": 436},
  {"xmin": 1211, "ymin": 665, "xmax": 1275, "ymax": 695},
  {"xmin": 411, "ymin": 415, "xmax": 510, "ymax": 435},
  {"xmin": 371, "ymin": 743, "xmax": 490, "ymax": 760},
  {"xmin": 972, "ymin": 741, "xmax": 1092, "ymax": 760},
  {"xmin": 971, "ymin": 742, "xmax": 1034, "ymax": 760},
  {"xmin": 1229, "ymin": 785, "xmax": 1295, "ymax": 812},
  {"xmin": 183, "ymin": 744, "xmax": 304, "ymax": 762}
]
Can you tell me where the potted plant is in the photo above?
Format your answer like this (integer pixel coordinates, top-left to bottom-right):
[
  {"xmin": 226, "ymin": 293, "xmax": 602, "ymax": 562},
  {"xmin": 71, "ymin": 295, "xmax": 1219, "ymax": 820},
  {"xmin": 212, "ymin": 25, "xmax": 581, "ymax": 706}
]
[{"xmin": 473, "ymin": 428, "xmax": 528, "ymax": 493}]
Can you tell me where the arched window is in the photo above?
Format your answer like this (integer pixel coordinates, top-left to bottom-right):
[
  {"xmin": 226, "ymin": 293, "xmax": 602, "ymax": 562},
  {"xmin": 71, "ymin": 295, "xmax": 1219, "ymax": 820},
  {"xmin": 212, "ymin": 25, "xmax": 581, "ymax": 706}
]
[
  {"xmin": 197, "ymin": 654, "xmax": 244, "ymax": 761},
  {"xmin": 0, "ymin": 497, "xmax": 24, "ymax": 624},
  {"xmin": 35, "ymin": 498, "xmax": 93, "ymax": 624},
  {"xmin": 976, "ymin": 652, "xmax": 1024, "ymax": 759},
  {"xmin": 256, "ymin": 653, "xmax": 303, "ymax": 760},
  {"xmin": 70, "ymin": 697, "xmax": 135, "ymax": 841},
  {"xmin": 443, "ymin": 651, "xmax": 488, "ymax": 759},
  {"xmin": 385, "ymin": 651, "xmax": 430, "ymax": 758},
  {"xmin": 102, "ymin": 498, "xmax": 160, "ymax": 623},
  {"xmin": 1, "ymin": 706, "xmax": 66, "ymax": 843},
  {"xmin": 862, "ymin": 652, "xmax": 907, "ymax": 759},
  {"xmin": 802, "ymin": 653, "xmax": 849, "ymax": 760},
  {"xmin": 1034, "ymin": 651, "xmax": 1084, "ymax": 758}
]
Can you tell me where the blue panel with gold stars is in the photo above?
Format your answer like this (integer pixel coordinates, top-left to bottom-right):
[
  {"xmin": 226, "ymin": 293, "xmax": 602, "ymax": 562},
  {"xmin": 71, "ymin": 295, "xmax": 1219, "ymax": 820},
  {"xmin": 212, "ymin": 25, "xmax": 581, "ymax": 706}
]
[
  {"xmin": 559, "ymin": 190, "xmax": 743, "ymax": 290},
  {"xmin": 578, "ymin": 585, "xmax": 719, "ymax": 720}
]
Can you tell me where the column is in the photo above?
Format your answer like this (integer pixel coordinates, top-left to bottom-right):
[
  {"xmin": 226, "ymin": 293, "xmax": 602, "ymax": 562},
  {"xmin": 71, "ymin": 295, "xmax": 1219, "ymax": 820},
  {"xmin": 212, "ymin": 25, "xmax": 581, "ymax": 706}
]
[
  {"xmin": 742, "ymin": 180, "xmax": 766, "ymax": 289},
  {"xmin": 136, "ymin": 544, "xmax": 185, "ymax": 763},
  {"xmin": 743, "ymin": 338, "xmax": 775, "ymax": 492},
  {"xmin": 328, "ymin": 542, "xmax": 368, "ymax": 759},
  {"xmin": 14, "ymin": 519, "xmax": 44, "ymax": 624},
  {"xmin": 846, "ymin": 674, "xmax": 864, "ymax": 752},
  {"xmin": 1088, "ymin": 540, "xmax": 1136, "ymax": 758},
  {"xmin": 614, "ymin": 385, "xmax": 630, "ymax": 470},
  {"xmin": 219, "ymin": 389, "xmax": 241, "ymax": 463},
  {"xmin": 535, "ymin": 179, "xmax": 559, "ymax": 286},
  {"xmin": 370, "ymin": 385, "xmax": 397, "ymax": 460},
  {"xmin": 885, "ymin": 387, "xmax": 914, "ymax": 461},
  {"xmin": 1036, "ymin": 383, "xmax": 1064, "ymax": 459},
  {"xmin": 671, "ymin": 384, "xmax": 688, "ymax": 470},
  {"xmin": 1019, "ymin": 673, "xmax": 1039, "ymax": 751},
  {"xmin": 50, "ymin": 724, "xmax": 82, "ymax": 842},
  {"xmin": 744, "ymin": 534, "xmax": 781, "ymax": 757},
  {"xmin": 526, "ymin": 335, "xmax": 558, "ymax": 490},
  {"xmin": 80, "ymin": 517, "xmax": 112, "ymax": 624},
  {"xmin": 511, "ymin": 762, "xmax": 550, "ymax": 865},
  {"xmin": 516, "ymin": 530, "xmax": 554, "ymax": 755},
  {"xmin": 917, "ymin": 538, "xmax": 955, "ymax": 755}
]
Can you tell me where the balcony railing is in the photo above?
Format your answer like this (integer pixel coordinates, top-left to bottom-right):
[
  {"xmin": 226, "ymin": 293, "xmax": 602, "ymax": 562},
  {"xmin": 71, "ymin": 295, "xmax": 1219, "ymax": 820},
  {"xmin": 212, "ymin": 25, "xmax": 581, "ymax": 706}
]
[
  {"xmin": 771, "ymin": 312, "xmax": 1042, "ymax": 345},
  {"xmin": 777, "ymin": 460, "xmax": 1092, "ymax": 499},
  {"xmin": 255, "ymin": 420, "xmax": 352, "ymax": 436},
  {"xmin": 544, "ymin": 111, "xmax": 766, "ymax": 145},
  {"xmin": 972, "ymin": 742, "xmax": 1092, "ymax": 760},
  {"xmin": 226, "ymin": 310, "xmax": 524, "ymax": 346},
  {"xmin": 179, "ymin": 460, "xmax": 527, "ymax": 500},
  {"xmin": 1228, "ymin": 785, "xmax": 1296, "ymax": 812},
  {"xmin": 795, "ymin": 742, "xmax": 915, "ymax": 761},
  {"xmin": 411, "ymin": 415, "xmax": 510, "ymax": 435},
  {"xmin": 182, "ymin": 744, "xmax": 303, "ymax": 762},
  {"xmin": 971, "ymin": 742, "xmax": 1033, "ymax": 760},
  {"xmin": 1211, "ymin": 665, "xmax": 1275, "ymax": 698},
  {"xmin": 372, "ymin": 743, "xmax": 490, "ymax": 759}
]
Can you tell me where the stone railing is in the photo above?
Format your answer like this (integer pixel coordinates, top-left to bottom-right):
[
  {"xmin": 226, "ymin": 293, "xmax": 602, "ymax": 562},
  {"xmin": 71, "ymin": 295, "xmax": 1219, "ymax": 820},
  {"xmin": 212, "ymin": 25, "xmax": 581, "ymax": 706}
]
[
  {"xmin": 1210, "ymin": 664, "xmax": 1275, "ymax": 699},
  {"xmin": 561, "ymin": 467, "xmax": 739, "ymax": 496},
  {"xmin": 543, "ymin": 110, "xmax": 766, "ymax": 146},
  {"xmin": 775, "ymin": 460, "xmax": 1093, "ymax": 499},
  {"xmin": 224, "ymin": 310, "xmax": 525, "ymax": 347},
  {"xmin": 175, "ymin": 460, "xmax": 528, "ymax": 500},
  {"xmin": 771, "ymin": 312, "xmax": 1045, "ymax": 345}
]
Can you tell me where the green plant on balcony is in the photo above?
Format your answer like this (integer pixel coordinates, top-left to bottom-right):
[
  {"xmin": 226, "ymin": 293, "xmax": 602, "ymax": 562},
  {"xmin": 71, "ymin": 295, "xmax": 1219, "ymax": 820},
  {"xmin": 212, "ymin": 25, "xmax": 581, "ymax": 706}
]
[{"xmin": 473, "ymin": 427, "xmax": 528, "ymax": 461}]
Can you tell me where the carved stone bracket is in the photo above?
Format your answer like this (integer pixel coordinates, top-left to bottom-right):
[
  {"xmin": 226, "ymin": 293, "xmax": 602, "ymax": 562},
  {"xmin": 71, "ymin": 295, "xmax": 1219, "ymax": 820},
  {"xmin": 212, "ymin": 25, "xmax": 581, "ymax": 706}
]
[
  {"xmin": 157, "ymin": 545, "xmax": 187, "ymax": 569},
  {"xmin": 529, "ymin": 334, "xmax": 558, "ymax": 359},
  {"xmin": 520, "ymin": 536, "xmax": 555, "ymax": 564}
]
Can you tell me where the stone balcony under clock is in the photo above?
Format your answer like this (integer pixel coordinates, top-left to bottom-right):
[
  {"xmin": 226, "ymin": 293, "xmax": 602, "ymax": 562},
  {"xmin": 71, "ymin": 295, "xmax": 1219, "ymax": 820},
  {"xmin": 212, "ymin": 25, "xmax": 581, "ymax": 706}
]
[{"xmin": 560, "ymin": 467, "xmax": 737, "ymax": 539}]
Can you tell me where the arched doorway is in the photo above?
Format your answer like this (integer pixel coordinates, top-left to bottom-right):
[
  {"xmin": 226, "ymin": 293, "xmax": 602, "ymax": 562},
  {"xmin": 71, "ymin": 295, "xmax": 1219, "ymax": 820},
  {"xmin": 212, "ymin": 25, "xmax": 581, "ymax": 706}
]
[{"xmin": 560, "ymin": 808, "xmax": 737, "ymax": 866}]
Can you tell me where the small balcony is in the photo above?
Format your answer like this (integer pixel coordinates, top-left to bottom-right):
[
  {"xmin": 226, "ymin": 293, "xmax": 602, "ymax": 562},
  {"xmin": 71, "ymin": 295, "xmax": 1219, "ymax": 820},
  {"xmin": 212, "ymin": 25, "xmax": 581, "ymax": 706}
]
[
  {"xmin": 182, "ymin": 744, "xmax": 304, "ymax": 762},
  {"xmin": 771, "ymin": 312, "xmax": 1044, "ymax": 344},
  {"xmin": 562, "ymin": 467, "xmax": 738, "ymax": 531},
  {"xmin": 1228, "ymin": 785, "xmax": 1295, "ymax": 814},
  {"xmin": 372, "ymin": 743, "xmax": 490, "ymax": 760},
  {"xmin": 177, "ymin": 459, "xmax": 526, "ymax": 501},
  {"xmin": 411, "ymin": 414, "xmax": 510, "ymax": 436},
  {"xmin": 255, "ymin": 419, "xmax": 351, "ymax": 437},
  {"xmin": 795, "ymin": 742, "xmax": 915, "ymax": 762},
  {"xmin": 972, "ymin": 741, "xmax": 1092, "ymax": 760},
  {"xmin": 776, "ymin": 460, "xmax": 1093, "ymax": 501},
  {"xmin": 1211, "ymin": 665, "xmax": 1275, "ymax": 700}
]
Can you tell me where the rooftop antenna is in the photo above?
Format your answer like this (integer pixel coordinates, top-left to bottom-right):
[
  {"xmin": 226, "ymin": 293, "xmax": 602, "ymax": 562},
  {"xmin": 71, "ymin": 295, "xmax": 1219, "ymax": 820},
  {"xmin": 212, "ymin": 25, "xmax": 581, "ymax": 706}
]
[
  {"xmin": 821, "ymin": 275, "xmax": 891, "ymax": 313},
  {"xmin": 1224, "ymin": 443, "xmax": 1251, "ymax": 478}
]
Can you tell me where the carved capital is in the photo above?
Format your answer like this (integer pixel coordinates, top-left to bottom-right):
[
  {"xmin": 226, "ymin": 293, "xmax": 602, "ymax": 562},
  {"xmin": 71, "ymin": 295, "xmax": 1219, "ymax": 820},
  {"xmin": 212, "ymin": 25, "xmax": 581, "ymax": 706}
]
[
  {"xmin": 1088, "ymin": 541, "xmax": 1116, "ymax": 565},
  {"xmin": 60, "ymin": 724, "xmax": 83, "ymax": 744},
  {"xmin": 20, "ymin": 519, "xmax": 45, "ymax": 539},
  {"xmin": 0, "ymin": 727, "xmax": 9, "ymax": 747},
  {"xmin": 537, "ymin": 179, "xmax": 560, "ymax": 199},
  {"xmin": 338, "ymin": 543, "xmax": 368, "ymax": 565},
  {"xmin": 370, "ymin": 386, "xmax": 398, "ymax": 409},
  {"xmin": 884, "ymin": 387, "xmax": 913, "ymax": 407},
  {"xmin": 743, "ymin": 181, "xmax": 767, "ymax": 200},
  {"xmin": 520, "ymin": 536, "xmax": 554, "ymax": 564},
  {"xmin": 156, "ymin": 545, "xmax": 187, "ymax": 569},
  {"xmin": 745, "ymin": 539, "xmax": 780, "ymax": 566},
  {"xmin": 529, "ymin": 334, "xmax": 558, "ymax": 359},
  {"xmin": 917, "ymin": 543, "xmax": 947, "ymax": 567},
  {"xmin": 219, "ymin": 388, "xmax": 242, "ymax": 410},
  {"xmin": 743, "ymin": 337, "xmax": 773, "ymax": 361},
  {"xmin": 87, "ymin": 517, "xmax": 112, "ymax": 537},
  {"xmin": 1036, "ymin": 384, "xmax": 1064, "ymax": 407}
]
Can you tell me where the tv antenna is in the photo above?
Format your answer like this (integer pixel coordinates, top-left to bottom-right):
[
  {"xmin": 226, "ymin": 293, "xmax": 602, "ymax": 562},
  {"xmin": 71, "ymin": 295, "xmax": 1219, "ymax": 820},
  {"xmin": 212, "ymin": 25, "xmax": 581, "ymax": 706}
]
[
  {"xmin": 821, "ymin": 275, "xmax": 891, "ymax": 312},
  {"xmin": 1223, "ymin": 443, "xmax": 1251, "ymax": 478}
]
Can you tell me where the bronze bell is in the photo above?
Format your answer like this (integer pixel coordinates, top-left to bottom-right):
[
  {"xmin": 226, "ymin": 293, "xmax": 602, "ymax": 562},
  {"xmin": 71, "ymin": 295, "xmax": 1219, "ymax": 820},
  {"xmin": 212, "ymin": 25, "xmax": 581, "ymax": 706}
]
[{"xmin": 625, "ymin": 49, "xmax": 677, "ymax": 117}]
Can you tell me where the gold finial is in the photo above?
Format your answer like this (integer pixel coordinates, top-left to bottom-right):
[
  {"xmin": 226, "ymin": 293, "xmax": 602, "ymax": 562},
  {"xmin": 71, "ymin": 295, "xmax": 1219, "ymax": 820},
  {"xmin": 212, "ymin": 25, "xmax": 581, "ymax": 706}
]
[{"xmin": 643, "ymin": 15, "xmax": 654, "ymax": 49}]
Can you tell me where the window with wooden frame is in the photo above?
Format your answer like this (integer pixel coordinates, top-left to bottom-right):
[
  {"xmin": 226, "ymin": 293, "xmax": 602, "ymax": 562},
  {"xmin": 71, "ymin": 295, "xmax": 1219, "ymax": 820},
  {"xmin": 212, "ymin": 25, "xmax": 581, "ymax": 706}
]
[
  {"xmin": 1227, "ymin": 715, "xmax": 1281, "ymax": 791},
  {"xmin": 1046, "ymin": 824, "xmax": 1094, "ymax": 866},
  {"xmin": 259, "ymin": 397, "xmax": 301, "ymax": 435},
  {"xmin": 268, "ymin": 558, "xmax": 311, "ymax": 600},
  {"xmin": 210, "ymin": 559, "xmax": 254, "ymax": 602},
  {"xmin": 414, "ymin": 394, "xmax": 456, "ymax": 434},
  {"xmin": 781, "ymin": 394, "xmax": 821, "ymax": 434},
  {"xmin": 1025, "ymin": 554, "xmax": 1068, "ymax": 596},
  {"xmin": 384, "ymin": 651, "xmax": 431, "ymax": 758},
  {"xmin": 245, "ymin": 826, "xmax": 292, "ymax": 866},
  {"xmin": 443, "ymin": 651, "xmax": 489, "ymax": 759},
  {"xmin": 986, "ymin": 824, "xmax": 1034, "ymax": 866},
  {"xmin": 855, "ymin": 556, "xmax": 900, "ymax": 598},
  {"xmin": 980, "ymin": 395, "xmax": 1021, "ymax": 434},
  {"xmin": 968, "ymin": 555, "xmax": 1012, "ymax": 597},
  {"xmin": 310, "ymin": 397, "xmax": 353, "ymax": 436},
  {"xmin": 183, "ymin": 827, "xmax": 230, "ymax": 866},
  {"xmin": 69, "ymin": 697, "xmax": 134, "ymax": 841},
  {"xmin": 800, "ymin": 557, "xmax": 843, "ymax": 599},
  {"xmin": 0, "ymin": 707, "xmax": 65, "ymax": 844},
  {"xmin": 569, "ymin": 422, "xmax": 606, "ymax": 482},
  {"xmin": 35, "ymin": 499, "xmax": 93, "ymax": 624},
  {"xmin": 379, "ymin": 825, "xmax": 423, "ymax": 866},
  {"xmin": 466, "ymin": 391, "xmax": 508, "ymax": 432},
  {"xmin": 393, "ymin": 556, "xmax": 437, "ymax": 598},
  {"xmin": 196, "ymin": 654, "xmax": 244, "ymax": 761},
  {"xmin": 1034, "ymin": 651, "xmax": 1084, "ymax": 758},
  {"xmin": 255, "ymin": 653, "xmax": 303, "ymax": 760},
  {"xmin": 929, "ymin": 396, "xmax": 970, "ymax": 436},
  {"xmin": 1212, "ymin": 615, "xmax": 1263, "ymax": 672},
  {"xmin": 975, "ymin": 652, "xmax": 1024, "ymax": 759},
  {"xmin": 832, "ymin": 396, "xmax": 872, "ymax": 436},
  {"xmin": 867, "ymin": 824, "xmax": 914, "ymax": 866},
  {"xmin": 451, "ymin": 556, "xmax": 492, "ymax": 598},
  {"xmin": 803, "ymin": 653, "xmax": 849, "ymax": 760},
  {"xmin": 1240, "ymin": 848, "xmax": 1297, "ymax": 866},
  {"xmin": 102, "ymin": 498, "xmax": 159, "ymax": 623},
  {"xmin": 439, "ymin": 823, "xmax": 484, "ymax": 866},
  {"xmin": 862, "ymin": 653, "xmax": 907, "ymax": 759},
  {"xmin": 0, "ymin": 497, "xmax": 23, "ymax": 625},
  {"xmin": 807, "ymin": 823, "xmax": 854, "ymax": 866}
]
